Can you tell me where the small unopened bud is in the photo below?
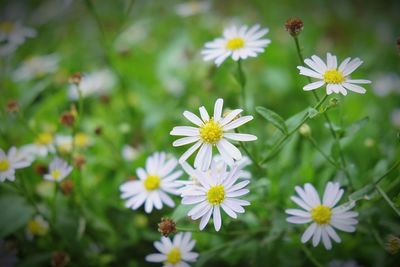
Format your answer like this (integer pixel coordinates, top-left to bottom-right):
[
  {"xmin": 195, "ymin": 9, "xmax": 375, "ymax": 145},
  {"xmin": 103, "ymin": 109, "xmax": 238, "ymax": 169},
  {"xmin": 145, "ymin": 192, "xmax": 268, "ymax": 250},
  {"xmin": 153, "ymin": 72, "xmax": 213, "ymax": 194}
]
[
  {"xmin": 51, "ymin": 251, "xmax": 70, "ymax": 267},
  {"xmin": 158, "ymin": 217, "xmax": 176, "ymax": 237},
  {"xmin": 299, "ymin": 123, "xmax": 311, "ymax": 137},
  {"xmin": 60, "ymin": 112, "xmax": 75, "ymax": 127},
  {"xmin": 73, "ymin": 155, "xmax": 86, "ymax": 169},
  {"xmin": 285, "ymin": 17, "xmax": 304, "ymax": 37},
  {"xmin": 69, "ymin": 72, "xmax": 82, "ymax": 86},
  {"xmin": 329, "ymin": 97, "xmax": 339, "ymax": 108},
  {"xmin": 385, "ymin": 235, "xmax": 400, "ymax": 255},
  {"xmin": 35, "ymin": 164, "xmax": 48, "ymax": 176},
  {"xmin": 60, "ymin": 180, "xmax": 74, "ymax": 195},
  {"xmin": 94, "ymin": 126, "xmax": 102, "ymax": 136},
  {"xmin": 6, "ymin": 100, "xmax": 19, "ymax": 113}
]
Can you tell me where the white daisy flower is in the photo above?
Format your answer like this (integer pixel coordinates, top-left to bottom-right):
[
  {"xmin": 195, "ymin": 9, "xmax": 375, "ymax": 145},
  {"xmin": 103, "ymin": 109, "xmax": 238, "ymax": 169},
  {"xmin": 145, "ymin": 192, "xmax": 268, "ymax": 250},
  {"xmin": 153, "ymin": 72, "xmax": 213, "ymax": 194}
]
[
  {"xmin": 298, "ymin": 53, "xmax": 371, "ymax": 95},
  {"xmin": 170, "ymin": 98, "xmax": 257, "ymax": 171},
  {"xmin": 13, "ymin": 54, "xmax": 59, "ymax": 81},
  {"xmin": 120, "ymin": 152, "xmax": 183, "ymax": 213},
  {"xmin": 121, "ymin": 144, "xmax": 140, "ymax": 162},
  {"xmin": 175, "ymin": 1, "xmax": 210, "ymax": 17},
  {"xmin": 0, "ymin": 147, "xmax": 31, "ymax": 182},
  {"xmin": 201, "ymin": 24, "xmax": 270, "ymax": 66},
  {"xmin": 44, "ymin": 157, "xmax": 73, "ymax": 182},
  {"xmin": 25, "ymin": 215, "xmax": 49, "ymax": 240},
  {"xmin": 285, "ymin": 182, "xmax": 358, "ymax": 250},
  {"xmin": 181, "ymin": 165, "xmax": 250, "ymax": 231},
  {"xmin": 145, "ymin": 232, "xmax": 199, "ymax": 267},
  {"xmin": 0, "ymin": 21, "xmax": 36, "ymax": 56}
]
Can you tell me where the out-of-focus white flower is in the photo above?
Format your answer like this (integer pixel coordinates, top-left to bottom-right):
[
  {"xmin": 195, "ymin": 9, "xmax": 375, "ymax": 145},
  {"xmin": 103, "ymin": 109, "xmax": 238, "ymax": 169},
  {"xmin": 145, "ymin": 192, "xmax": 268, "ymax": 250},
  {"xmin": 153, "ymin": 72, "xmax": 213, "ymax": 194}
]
[
  {"xmin": 391, "ymin": 108, "xmax": 400, "ymax": 128},
  {"xmin": 145, "ymin": 232, "xmax": 199, "ymax": 267},
  {"xmin": 0, "ymin": 21, "xmax": 36, "ymax": 56},
  {"xmin": 298, "ymin": 53, "xmax": 371, "ymax": 95},
  {"xmin": 25, "ymin": 215, "xmax": 49, "ymax": 240},
  {"xmin": 372, "ymin": 73, "xmax": 400, "ymax": 97},
  {"xmin": 175, "ymin": 1, "xmax": 211, "ymax": 17},
  {"xmin": 44, "ymin": 157, "xmax": 73, "ymax": 182},
  {"xmin": 12, "ymin": 54, "xmax": 59, "ymax": 81},
  {"xmin": 68, "ymin": 69, "xmax": 116, "ymax": 100},
  {"xmin": 0, "ymin": 147, "xmax": 31, "ymax": 182},
  {"xmin": 114, "ymin": 21, "xmax": 149, "ymax": 53},
  {"xmin": 120, "ymin": 152, "xmax": 183, "ymax": 213},
  {"xmin": 121, "ymin": 145, "xmax": 140, "ymax": 161},
  {"xmin": 286, "ymin": 182, "xmax": 358, "ymax": 250},
  {"xmin": 55, "ymin": 135, "xmax": 73, "ymax": 154},
  {"xmin": 201, "ymin": 24, "xmax": 270, "ymax": 66}
]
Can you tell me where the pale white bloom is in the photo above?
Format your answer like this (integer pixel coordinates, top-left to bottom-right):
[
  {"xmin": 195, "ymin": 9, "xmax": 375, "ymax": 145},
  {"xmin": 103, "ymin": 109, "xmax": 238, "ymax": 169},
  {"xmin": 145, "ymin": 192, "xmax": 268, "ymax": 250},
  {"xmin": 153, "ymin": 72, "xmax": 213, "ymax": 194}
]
[
  {"xmin": 44, "ymin": 157, "xmax": 72, "ymax": 182},
  {"xmin": 175, "ymin": 1, "xmax": 210, "ymax": 17},
  {"xmin": 68, "ymin": 69, "xmax": 116, "ymax": 100},
  {"xmin": 372, "ymin": 73, "xmax": 400, "ymax": 97},
  {"xmin": 55, "ymin": 135, "xmax": 73, "ymax": 154},
  {"xmin": 285, "ymin": 182, "xmax": 358, "ymax": 250},
  {"xmin": 13, "ymin": 54, "xmax": 59, "ymax": 81},
  {"xmin": 22, "ymin": 132, "xmax": 57, "ymax": 159},
  {"xmin": 19, "ymin": 144, "xmax": 48, "ymax": 162},
  {"xmin": 121, "ymin": 145, "xmax": 140, "ymax": 161},
  {"xmin": 298, "ymin": 53, "xmax": 371, "ymax": 95},
  {"xmin": 0, "ymin": 21, "xmax": 36, "ymax": 56},
  {"xmin": 212, "ymin": 155, "xmax": 251, "ymax": 179},
  {"xmin": 170, "ymin": 98, "xmax": 257, "ymax": 171},
  {"xmin": 145, "ymin": 232, "xmax": 199, "ymax": 267},
  {"xmin": 181, "ymin": 165, "xmax": 250, "ymax": 231},
  {"xmin": 0, "ymin": 147, "xmax": 31, "ymax": 182},
  {"xmin": 25, "ymin": 215, "xmax": 49, "ymax": 240},
  {"xmin": 201, "ymin": 24, "xmax": 270, "ymax": 66},
  {"xmin": 120, "ymin": 152, "xmax": 183, "ymax": 213}
]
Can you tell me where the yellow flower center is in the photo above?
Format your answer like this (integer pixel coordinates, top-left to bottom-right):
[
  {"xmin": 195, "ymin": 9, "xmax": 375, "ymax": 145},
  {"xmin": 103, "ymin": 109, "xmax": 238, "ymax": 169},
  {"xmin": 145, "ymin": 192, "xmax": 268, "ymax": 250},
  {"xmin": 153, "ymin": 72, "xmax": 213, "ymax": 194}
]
[
  {"xmin": 36, "ymin": 132, "xmax": 54, "ymax": 145},
  {"xmin": 144, "ymin": 175, "xmax": 160, "ymax": 191},
  {"xmin": 51, "ymin": 169, "xmax": 61, "ymax": 180},
  {"xmin": 200, "ymin": 119, "xmax": 223, "ymax": 145},
  {"xmin": 166, "ymin": 248, "xmax": 181, "ymax": 264},
  {"xmin": 323, "ymin": 70, "xmax": 345, "ymax": 84},
  {"xmin": 311, "ymin": 205, "xmax": 332, "ymax": 225},
  {"xmin": 207, "ymin": 185, "xmax": 225, "ymax": 205},
  {"xmin": 226, "ymin": 37, "xmax": 245, "ymax": 50},
  {"xmin": 27, "ymin": 219, "xmax": 48, "ymax": 236},
  {"xmin": 74, "ymin": 133, "xmax": 89, "ymax": 148},
  {"xmin": 0, "ymin": 159, "xmax": 10, "ymax": 171},
  {"xmin": 0, "ymin": 22, "xmax": 14, "ymax": 33}
]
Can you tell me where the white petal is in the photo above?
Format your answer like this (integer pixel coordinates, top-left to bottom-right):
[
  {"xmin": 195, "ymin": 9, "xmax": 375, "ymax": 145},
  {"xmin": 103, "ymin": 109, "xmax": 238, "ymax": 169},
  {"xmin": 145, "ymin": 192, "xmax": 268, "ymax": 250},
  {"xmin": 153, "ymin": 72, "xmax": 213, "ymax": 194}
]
[
  {"xmin": 145, "ymin": 253, "xmax": 167, "ymax": 262},
  {"xmin": 213, "ymin": 98, "xmax": 223, "ymax": 122},
  {"xmin": 286, "ymin": 216, "xmax": 312, "ymax": 224},
  {"xmin": 213, "ymin": 205, "xmax": 222, "ymax": 231},
  {"xmin": 173, "ymin": 136, "xmax": 200, "ymax": 147},
  {"xmin": 218, "ymin": 139, "xmax": 241, "ymax": 160},
  {"xmin": 285, "ymin": 209, "xmax": 311, "ymax": 218},
  {"xmin": 170, "ymin": 126, "xmax": 199, "ymax": 136},
  {"xmin": 179, "ymin": 141, "xmax": 202, "ymax": 163},
  {"xmin": 199, "ymin": 106, "xmax": 210, "ymax": 121},
  {"xmin": 303, "ymin": 81, "xmax": 325, "ymax": 91},
  {"xmin": 312, "ymin": 226, "xmax": 322, "ymax": 247},
  {"xmin": 321, "ymin": 227, "xmax": 332, "ymax": 250},
  {"xmin": 301, "ymin": 223, "xmax": 317, "ymax": 243},
  {"xmin": 183, "ymin": 111, "xmax": 204, "ymax": 127},
  {"xmin": 223, "ymin": 116, "xmax": 253, "ymax": 131},
  {"xmin": 199, "ymin": 206, "xmax": 213, "ymax": 230},
  {"xmin": 342, "ymin": 82, "xmax": 367, "ymax": 94},
  {"xmin": 221, "ymin": 203, "xmax": 237, "ymax": 219},
  {"xmin": 343, "ymin": 58, "xmax": 363, "ymax": 76},
  {"xmin": 346, "ymin": 79, "xmax": 371, "ymax": 84},
  {"xmin": 219, "ymin": 109, "xmax": 243, "ymax": 126},
  {"xmin": 223, "ymin": 133, "xmax": 257, "ymax": 142}
]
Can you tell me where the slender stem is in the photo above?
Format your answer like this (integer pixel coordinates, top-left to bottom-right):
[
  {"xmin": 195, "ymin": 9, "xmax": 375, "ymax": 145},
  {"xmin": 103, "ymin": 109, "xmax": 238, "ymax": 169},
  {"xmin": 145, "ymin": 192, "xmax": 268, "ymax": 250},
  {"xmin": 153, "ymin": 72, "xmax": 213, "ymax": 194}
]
[
  {"xmin": 237, "ymin": 59, "xmax": 246, "ymax": 107},
  {"xmin": 51, "ymin": 183, "xmax": 58, "ymax": 224},
  {"xmin": 300, "ymin": 244, "xmax": 324, "ymax": 267},
  {"xmin": 77, "ymin": 85, "xmax": 84, "ymax": 124},
  {"xmin": 375, "ymin": 185, "xmax": 400, "ymax": 217},
  {"xmin": 307, "ymin": 136, "xmax": 339, "ymax": 167}
]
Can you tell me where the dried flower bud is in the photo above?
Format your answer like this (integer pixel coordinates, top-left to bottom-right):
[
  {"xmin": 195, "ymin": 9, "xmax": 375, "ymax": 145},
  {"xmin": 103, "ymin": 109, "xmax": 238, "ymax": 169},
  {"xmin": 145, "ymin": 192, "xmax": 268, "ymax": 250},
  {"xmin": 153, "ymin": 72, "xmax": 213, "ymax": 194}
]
[
  {"xmin": 100, "ymin": 95, "xmax": 110, "ymax": 105},
  {"xmin": 299, "ymin": 123, "xmax": 311, "ymax": 137},
  {"xmin": 60, "ymin": 180, "xmax": 74, "ymax": 195},
  {"xmin": 60, "ymin": 112, "xmax": 75, "ymax": 127},
  {"xmin": 285, "ymin": 17, "xmax": 304, "ymax": 37},
  {"xmin": 158, "ymin": 217, "xmax": 176, "ymax": 237},
  {"xmin": 35, "ymin": 164, "xmax": 48, "ymax": 176},
  {"xmin": 73, "ymin": 155, "xmax": 86, "ymax": 169},
  {"xmin": 51, "ymin": 251, "xmax": 70, "ymax": 267},
  {"xmin": 385, "ymin": 234, "xmax": 400, "ymax": 255},
  {"xmin": 94, "ymin": 126, "xmax": 102, "ymax": 136},
  {"xmin": 69, "ymin": 72, "xmax": 82, "ymax": 86},
  {"xmin": 6, "ymin": 100, "xmax": 19, "ymax": 113}
]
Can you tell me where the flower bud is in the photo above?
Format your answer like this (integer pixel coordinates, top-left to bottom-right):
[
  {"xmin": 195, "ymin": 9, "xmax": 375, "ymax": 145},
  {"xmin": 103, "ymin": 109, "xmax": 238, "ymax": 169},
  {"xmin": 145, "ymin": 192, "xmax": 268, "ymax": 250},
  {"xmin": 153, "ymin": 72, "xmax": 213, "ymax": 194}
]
[
  {"xmin": 73, "ymin": 155, "xmax": 86, "ymax": 169},
  {"xmin": 285, "ymin": 17, "xmax": 304, "ymax": 37},
  {"xmin": 60, "ymin": 112, "xmax": 75, "ymax": 127},
  {"xmin": 158, "ymin": 217, "xmax": 176, "ymax": 237},
  {"xmin": 6, "ymin": 100, "xmax": 19, "ymax": 113},
  {"xmin": 51, "ymin": 251, "xmax": 70, "ymax": 267},
  {"xmin": 299, "ymin": 123, "xmax": 311, "ymax": 137},
  {"xmin": 69, "ymin": 72, "xmax": 82, "ymax": 86},
  {"xmin": 60, "ymin": 180, "xmax": 74, "ymax": 195}
]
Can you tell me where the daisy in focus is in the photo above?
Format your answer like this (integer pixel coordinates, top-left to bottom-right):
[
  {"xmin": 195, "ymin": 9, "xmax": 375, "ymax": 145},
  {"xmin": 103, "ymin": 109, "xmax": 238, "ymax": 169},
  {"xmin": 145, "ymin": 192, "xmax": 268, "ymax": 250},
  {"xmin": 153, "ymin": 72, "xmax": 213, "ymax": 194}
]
[
  {"xmin": 170, "ymin": 98, "xmax": 257, "ymax": 171},
  {"xmin": 201, "ymin": 24, "xmax": 270, "ymax": 66},
  {"xmin": 120, "ymin": 152, "xmax": 183, "ymax": 213},
  {"xmin": 0, "ymin": 147, "xmax": 31, "ymax": 182},
  {"xmin": 285, "ymin": 182, "xmax": 358, "ymax": 250},
  {"xmin": 181, "ymin": 165, "xmax": 250, "ymax": 231},
  {"xmin": 44, "ymin": 157, "xmax": 73, "ymax": 182},
  {"xmin": 298, "ymin": 53, "xmax": 371, "ymax": 95},
  {"xmin": 146, "ymin": 232, "xmax": 199, "ymax": 267},
  {"xmin": 0, "ymin": 21, "xmax": 36, "ymax": 56}
]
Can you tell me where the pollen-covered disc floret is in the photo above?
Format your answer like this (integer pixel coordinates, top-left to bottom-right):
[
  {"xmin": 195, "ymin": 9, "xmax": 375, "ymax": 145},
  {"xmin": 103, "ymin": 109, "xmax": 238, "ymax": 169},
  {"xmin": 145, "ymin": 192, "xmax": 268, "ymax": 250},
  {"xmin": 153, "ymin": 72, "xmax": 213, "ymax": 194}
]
[
  {"xmin": 181, "ymin": 165, "xmax": 250, "ymax": 231},
  {"xmin": 285, "ymin": 182, "xmax": 359, "ymax": 250},
  {"xmin": 120, "ymin": 152, "xmax": 183, "ymax": 213},
  {"xmin": 170, "ymin": 98, "xmax": 257, "ymax": 171},
  {"xmin": 146, "ymin": 232, "xmax": 199, "ymax": 267},
  {"xmin": 297, "ymin": 52, "xmax": 371, "ymax": 95},
  {"xmin": 0, "ymin": 147, "xmax": 31, "ymax": 183},
  {"xmin": 44, "ymin": 157, "xmax": 73, "ymax": 183},
  {"xmin": 201, "ymin": 24, "xmax": 271, "ymax": 66}
]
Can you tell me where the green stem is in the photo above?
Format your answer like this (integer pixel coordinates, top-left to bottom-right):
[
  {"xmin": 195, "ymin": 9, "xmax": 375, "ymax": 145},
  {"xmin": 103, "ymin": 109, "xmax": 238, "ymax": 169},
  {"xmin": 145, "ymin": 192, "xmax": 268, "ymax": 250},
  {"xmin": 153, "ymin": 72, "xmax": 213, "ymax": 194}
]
[
  {"xmin": 300, "ymin": 244, "xmax": 324, "ymax": 267},
  {"xmin": 236, "ymin": 59, "xmax": 246, "ymax": 107},
  {"xmin": 375, "ymin": 185, "xmax": 400, "ymax": 217},
  {"xmin": 307, "ymin": 136, "xmax": 339, "ymax": 168},
  {"xmin": 51, "ymin": 183, "xmax": 58, "ymax": 224}
]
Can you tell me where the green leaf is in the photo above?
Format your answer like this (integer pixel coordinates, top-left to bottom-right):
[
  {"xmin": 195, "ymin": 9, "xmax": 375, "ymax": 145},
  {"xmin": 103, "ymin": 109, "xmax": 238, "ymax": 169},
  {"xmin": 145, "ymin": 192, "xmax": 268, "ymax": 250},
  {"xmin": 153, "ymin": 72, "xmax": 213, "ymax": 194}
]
[
  {"xmin": 171, "ymin": 204, "xmax": 191, "ymax": 222},
  {"xmin": 0, "ymin": 194, "xmax": 35, "ymax": 238},
  {"xmin": 256, "ymin": 106, "xmax": 288, "ymax": 134}
]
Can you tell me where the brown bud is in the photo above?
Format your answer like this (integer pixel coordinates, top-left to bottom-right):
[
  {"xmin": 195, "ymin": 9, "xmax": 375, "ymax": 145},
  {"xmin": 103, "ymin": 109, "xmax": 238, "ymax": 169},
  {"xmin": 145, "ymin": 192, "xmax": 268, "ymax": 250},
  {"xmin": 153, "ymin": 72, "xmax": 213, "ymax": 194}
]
[
  {"xmin": 73, "ymin": 155, "xmax": 86, "ymax": 169},
  {"xmin": 6, "ymin": 100, "xmax": 19, "ymax": 113},
  {"xmin": 99, "ymin": 95, "xmax": 110, "ymax": 105},
  {"xmin": 94, "ymin": 126, "xmax": 102, "ymax": 136},
  {"xmin": 35, "ymin": 164, "xmax": 48, "ymax": 176},
  {"xmin": 60, "ymin": 112, "xmax": 75, "ymax": 127},
  {"xmin": 158, "ymin": 217, "xmax": 176, "ymax": 237},
  {"xmin": 51, "ymin": 251, "xmax": 70, "ymax": 267},
  {"xmin": 285, "ymin": 17, "xmax": 304, "ymax": 37},
  {"xmin": 60, "ymin": 180, "xmax": 74, "ymax": 195},
  {"xmin": 69, "ymin": 72, "xmax": 82, "ymax": 86}
]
